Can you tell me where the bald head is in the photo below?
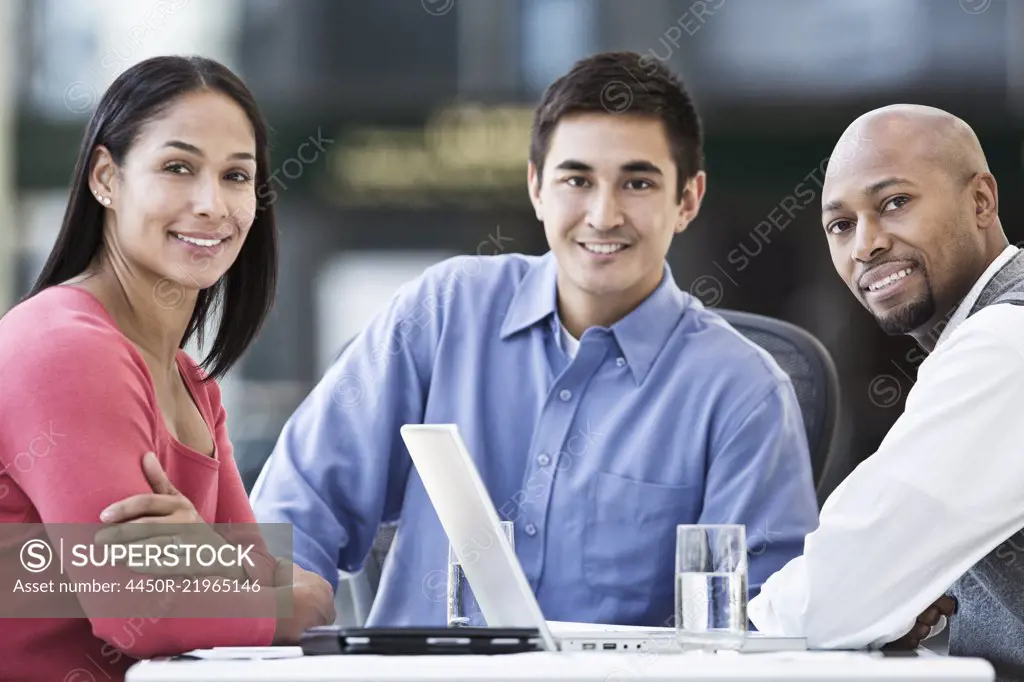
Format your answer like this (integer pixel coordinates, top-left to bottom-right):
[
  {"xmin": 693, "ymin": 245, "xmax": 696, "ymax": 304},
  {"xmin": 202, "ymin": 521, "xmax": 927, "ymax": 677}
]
[
  {"xmin": 821, "ymin": 105, "xmax": 1006, "ymax": 350},
  {"xmin": 828, "ymin": 104, "xmax": 989, "ymax": 187}
]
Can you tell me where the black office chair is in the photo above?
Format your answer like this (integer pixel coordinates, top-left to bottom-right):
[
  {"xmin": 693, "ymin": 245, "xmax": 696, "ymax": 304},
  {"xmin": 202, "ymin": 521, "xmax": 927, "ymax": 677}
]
[{"xmin": 714, "ymin": 308, "xmax": 841, "ymax": 499}]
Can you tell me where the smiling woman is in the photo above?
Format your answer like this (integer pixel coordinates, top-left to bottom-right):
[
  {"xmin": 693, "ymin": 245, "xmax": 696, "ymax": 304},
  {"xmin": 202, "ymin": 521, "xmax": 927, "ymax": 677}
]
[
  {"xmin": 0, "ymin": 56, "xmax": 334, "ymax": 682},
  {"xmin": 32, "ymin": 56, "xmax": 276, "ymax": 381}
]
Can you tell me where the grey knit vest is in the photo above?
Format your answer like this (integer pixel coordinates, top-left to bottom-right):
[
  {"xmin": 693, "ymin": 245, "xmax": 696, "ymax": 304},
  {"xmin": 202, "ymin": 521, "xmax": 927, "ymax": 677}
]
[{"xmin": 946, "ymin": 249, "xmax": 1024, "ymax": 681}]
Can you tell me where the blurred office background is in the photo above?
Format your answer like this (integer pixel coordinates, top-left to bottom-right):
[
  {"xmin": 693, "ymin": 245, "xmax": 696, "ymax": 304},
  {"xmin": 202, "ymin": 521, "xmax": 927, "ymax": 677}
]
[{"xmin": 2, "ymin": 0, "xmax": 1022, "ymax": 502}]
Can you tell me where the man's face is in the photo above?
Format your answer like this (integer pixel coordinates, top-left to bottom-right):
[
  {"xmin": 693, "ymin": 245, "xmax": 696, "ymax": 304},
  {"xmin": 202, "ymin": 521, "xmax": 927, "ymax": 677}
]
[
  {"xmin": 821, "ymin": 137, "xmax": 980, "ymax": 336},
  {"xmin": 529, "ymin": 113, "xmax": 703, "ymax": 308}
]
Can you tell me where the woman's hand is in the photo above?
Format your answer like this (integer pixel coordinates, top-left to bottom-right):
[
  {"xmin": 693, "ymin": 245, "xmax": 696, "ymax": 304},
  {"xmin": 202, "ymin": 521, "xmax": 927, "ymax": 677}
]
[
  {"xmin": 94, "ymin": 452, "xmax": 248, "ymax": 580},
  {"xmin": 98, "ymin": 452, "xmax": 200, "ymax": 525},
  {"xmin": 272, "ymin": 561, "xmax": 336, "ymax": 645}
]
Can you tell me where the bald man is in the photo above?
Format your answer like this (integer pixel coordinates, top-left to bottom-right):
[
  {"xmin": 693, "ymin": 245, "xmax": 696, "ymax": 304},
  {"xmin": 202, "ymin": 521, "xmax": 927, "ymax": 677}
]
[{"xmin": 748, "ymin": 105, "xmax": 1024, "ymax": 678}]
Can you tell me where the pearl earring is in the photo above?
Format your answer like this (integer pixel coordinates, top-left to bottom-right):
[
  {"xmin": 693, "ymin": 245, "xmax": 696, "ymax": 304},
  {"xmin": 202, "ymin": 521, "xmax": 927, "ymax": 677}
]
[{"xmin": 95, "ymin": 192, "xmax": 110, "ymax": 206}]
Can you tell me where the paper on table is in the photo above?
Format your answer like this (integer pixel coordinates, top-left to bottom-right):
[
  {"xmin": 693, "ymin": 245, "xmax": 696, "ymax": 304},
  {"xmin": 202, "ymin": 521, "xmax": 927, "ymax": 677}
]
[
  {"xmin": 547, "ymin": 621, "xmax": 674, "ymax": 633},
  {"xmin": 743, "ymin": 651, "xmax": 883, "ymax": 660},
  {"xmin": 173, "ymin": 647, "xmax": 304, "ymax": 660}
]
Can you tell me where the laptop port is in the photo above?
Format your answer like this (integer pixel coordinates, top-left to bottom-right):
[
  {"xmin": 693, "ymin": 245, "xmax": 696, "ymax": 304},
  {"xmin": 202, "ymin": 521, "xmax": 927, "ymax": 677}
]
[
  {"xmin": 603, "ymin": 642, "xmax": 617, "ymax": 650},
  {"xmin": 582, "ymin": 643, "xmax": 596, "ymax": 651}
]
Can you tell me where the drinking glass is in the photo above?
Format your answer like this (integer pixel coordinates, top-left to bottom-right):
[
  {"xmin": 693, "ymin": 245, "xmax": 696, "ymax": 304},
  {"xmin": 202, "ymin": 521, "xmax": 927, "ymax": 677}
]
[
  {"xmin": 675, "ymin": 524, "xmax": 748, "ymax": 650},
  {"xmin": 446, "ymin": 520, "xmax": 514, "ymax": 627}
]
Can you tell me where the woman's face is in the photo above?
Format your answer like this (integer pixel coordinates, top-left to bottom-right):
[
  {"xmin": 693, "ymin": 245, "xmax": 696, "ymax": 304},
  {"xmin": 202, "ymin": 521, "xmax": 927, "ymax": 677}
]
[{"xmin": 95, "ymin": 90, "xmax": 258, "ymax": 295}]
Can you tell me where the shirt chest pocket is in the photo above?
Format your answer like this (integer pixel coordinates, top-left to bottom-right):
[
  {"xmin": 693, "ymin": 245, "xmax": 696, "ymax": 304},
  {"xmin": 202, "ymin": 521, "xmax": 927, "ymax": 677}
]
[{"xmin": 582, "ymin": 471, "xmax": 701, "ymax": 601}]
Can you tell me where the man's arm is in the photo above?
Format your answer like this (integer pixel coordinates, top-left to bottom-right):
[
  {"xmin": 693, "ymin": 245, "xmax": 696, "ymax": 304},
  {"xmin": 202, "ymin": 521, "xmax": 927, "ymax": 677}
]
[
  {"xmin": 249, "ymin": 275, "xmax": 440, "ymax": 589},
  {"xmin": 701, "ymin": 381, "xmax": 820, "ymax": 598},
  {"xmin": 748, "ymin": 326, "xmax": 1024, "ymax": 648}
]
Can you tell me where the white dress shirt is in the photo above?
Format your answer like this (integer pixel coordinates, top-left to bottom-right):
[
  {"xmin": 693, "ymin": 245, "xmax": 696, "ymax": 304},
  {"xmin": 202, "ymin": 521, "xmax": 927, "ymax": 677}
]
[{"xmin": 748, "ymin": 244, "xmax": 1024, "ymax": 649}]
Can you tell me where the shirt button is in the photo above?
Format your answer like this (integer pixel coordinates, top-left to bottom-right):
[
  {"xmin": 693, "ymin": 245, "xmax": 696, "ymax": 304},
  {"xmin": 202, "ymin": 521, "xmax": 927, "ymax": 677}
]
[
  {"xmin": 558, "ymin": 389, "xmax": 572, "ymax": 402},
  {"xmin": 524, "ymin": 523, "xmax": 538, "ymax": 536},
  {"xmin": 616, "ymin": 357, "xmax": 626, "ymax": 367},
  {"xmin": 536, "ymin": 453, "xmax": 551, "ymax": 467}
]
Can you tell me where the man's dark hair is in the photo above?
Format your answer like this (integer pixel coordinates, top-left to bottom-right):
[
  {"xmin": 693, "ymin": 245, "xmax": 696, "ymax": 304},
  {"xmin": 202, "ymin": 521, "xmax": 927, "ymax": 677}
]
[{"xmin": 529, "ymin": 51, "xmax": 704, "ymax": 202}]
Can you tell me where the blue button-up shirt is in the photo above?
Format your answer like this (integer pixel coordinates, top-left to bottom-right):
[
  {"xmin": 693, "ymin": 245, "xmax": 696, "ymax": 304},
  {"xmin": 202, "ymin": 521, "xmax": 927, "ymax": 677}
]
[{"xmin": 250, "ymin": 252, "xmax": 819, "ymax": 627}]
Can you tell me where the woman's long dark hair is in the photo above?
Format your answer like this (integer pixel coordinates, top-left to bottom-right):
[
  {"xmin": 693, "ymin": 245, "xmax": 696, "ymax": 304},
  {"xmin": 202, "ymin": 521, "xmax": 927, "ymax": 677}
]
[{"xmin": 28, "ymin": 55, "xmax": 277, "ymax": 381}]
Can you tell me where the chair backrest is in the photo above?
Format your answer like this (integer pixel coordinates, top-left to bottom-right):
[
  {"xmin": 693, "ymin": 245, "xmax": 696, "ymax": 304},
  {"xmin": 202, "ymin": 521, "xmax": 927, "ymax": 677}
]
[{"xmin": 713, "ymin": 309, "xmax": 840, "ymax": 495}]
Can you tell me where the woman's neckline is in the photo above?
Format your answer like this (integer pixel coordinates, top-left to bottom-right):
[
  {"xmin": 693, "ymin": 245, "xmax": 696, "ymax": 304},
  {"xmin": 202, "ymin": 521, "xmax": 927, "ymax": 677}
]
[{"xmin": 54, "ymin": 284, "xmax": 220, "ymax": 463}]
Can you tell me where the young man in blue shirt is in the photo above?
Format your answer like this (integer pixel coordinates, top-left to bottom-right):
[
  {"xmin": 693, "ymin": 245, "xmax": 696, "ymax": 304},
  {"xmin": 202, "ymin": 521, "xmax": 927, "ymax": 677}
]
[{"xmin": 251, "ymin": 51, "xmax": 819, "ymax": 627}]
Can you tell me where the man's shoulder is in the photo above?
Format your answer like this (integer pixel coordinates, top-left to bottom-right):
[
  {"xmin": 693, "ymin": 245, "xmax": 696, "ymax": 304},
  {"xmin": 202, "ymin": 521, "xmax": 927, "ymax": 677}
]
[
  {"xmin": 943, "ymin": 301, "xmax": 1024, "ymax": 361},
  {"xmin": 399, "ymin": 253, "xmax": 542, "ymax": 309},
  {"xmin": 419, "ymin": 252, "xmax": 540, "ymax": 286},
  {"xmin": 966, "ymin": 298, "xmax": 1024, "ymax": 330},
  {"xmin": 677, "ymin": 305, "xmax": 795, "ymax": 389}
]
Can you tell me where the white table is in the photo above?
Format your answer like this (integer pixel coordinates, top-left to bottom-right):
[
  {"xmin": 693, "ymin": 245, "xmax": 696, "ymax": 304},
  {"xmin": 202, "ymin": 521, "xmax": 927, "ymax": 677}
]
[{"xmin": 126, "ymin": 647, "xmax": 995, "ymax": 681}]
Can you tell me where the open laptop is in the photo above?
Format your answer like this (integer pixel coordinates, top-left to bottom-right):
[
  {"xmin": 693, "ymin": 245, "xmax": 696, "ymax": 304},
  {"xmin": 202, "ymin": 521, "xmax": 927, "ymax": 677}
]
[{"xmin": 399, "ymin": 423, "xmax": 806, "ymax": 654}]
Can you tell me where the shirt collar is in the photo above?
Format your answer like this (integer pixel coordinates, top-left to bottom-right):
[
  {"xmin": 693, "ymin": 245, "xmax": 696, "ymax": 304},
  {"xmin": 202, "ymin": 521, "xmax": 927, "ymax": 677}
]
[
  {"xmin": 500, "ymin": 252, "xmax": 560, "ymax": 338},
  {"xmin": 936, "ymin": 244, "xmax": 1020, "ymax": 347},
  {"xmin": 610, "ymin": 266, "xmax": 690, "ymax": 385},
  {"xmin": 500, "ymin": 252, "xmax": 691, "ymax": 385}
]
